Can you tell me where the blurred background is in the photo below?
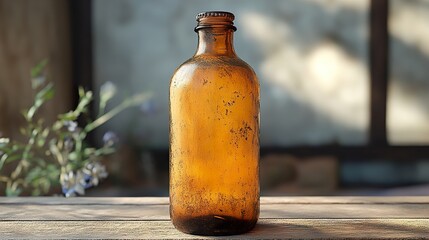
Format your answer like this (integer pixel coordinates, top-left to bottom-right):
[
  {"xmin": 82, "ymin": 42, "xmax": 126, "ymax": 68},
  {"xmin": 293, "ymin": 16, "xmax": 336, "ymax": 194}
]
[{"xmin": 1, "ymin": 0, "xmax": 429, "ymax": 196}]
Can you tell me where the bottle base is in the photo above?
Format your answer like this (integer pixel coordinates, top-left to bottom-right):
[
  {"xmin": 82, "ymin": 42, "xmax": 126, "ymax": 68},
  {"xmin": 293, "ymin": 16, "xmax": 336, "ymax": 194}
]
[{"xmin": 172, "ymin": 215, "xmax": 257, "ymax": 236}]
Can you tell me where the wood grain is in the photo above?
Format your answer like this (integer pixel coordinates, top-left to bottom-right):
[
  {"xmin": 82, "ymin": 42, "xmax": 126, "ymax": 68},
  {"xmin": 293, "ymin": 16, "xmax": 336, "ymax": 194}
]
[
  {"xmin": 1, "ymin": 196, "xmax": 427, "ymax": 205},
  {"xmin": 0, "ymin": 219, "xmax": 428, "ymax": 239},
  {"xmin": 0, "ymin": 0, "xmax": 73, "ymax": 141},
  {"xmin": 0, "ymin": 197, "xmax": 428, "ymax": 239},
  {"xmin": 1, "ymin": 202, "xmax": 429, "ymax": 221}
]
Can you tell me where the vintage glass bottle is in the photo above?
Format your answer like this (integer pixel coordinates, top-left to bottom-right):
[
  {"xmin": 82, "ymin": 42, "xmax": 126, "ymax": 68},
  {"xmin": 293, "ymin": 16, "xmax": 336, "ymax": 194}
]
[{"xmin": 169, "ymin": 11, "xmax": 260, "ymax": 236}]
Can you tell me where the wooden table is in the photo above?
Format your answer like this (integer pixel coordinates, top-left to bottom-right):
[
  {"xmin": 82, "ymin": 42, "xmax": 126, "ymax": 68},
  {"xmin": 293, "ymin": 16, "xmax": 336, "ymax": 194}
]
[{"xmin": 0, "ymin": 197, "xmax": 428, "ymax": 239}]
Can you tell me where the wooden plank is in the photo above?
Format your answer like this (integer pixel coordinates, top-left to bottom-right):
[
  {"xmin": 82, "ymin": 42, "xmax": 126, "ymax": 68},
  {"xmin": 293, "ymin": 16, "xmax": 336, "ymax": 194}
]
[
  {"xmin": 1, "ymin": 203, "xmax": 429, "ymax": 221},
  {"xmin": 260, "ymin": 196, "xmax": 429, "ymax": 204},
  {"xmin": 0, "ymin": 197, "xmax": 170, "ymax": 205},
  {"xmin": 0, "ymin": 219, "xmax": 428, "ymax": 239},
  {"xmin": 0, "ymin": 197, "xmax": 427, "ymax": 239},
  {"xmin": 0, "ymin": 203, "xmax": 169, "ymax": 221},
  {"xmin": 1, "ymin": 196, "xmax": 429, "ymax": 205},
  {"xmin": 0, "ymin": 197, "xmax": 428, "ymax": 221}
]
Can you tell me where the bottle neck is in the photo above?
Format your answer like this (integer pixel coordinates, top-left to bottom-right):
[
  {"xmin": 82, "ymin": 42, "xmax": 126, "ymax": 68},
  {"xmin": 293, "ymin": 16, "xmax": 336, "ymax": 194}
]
[{"xmin": 195, "ymin": 28, "xmax": 236, "ymax": 57}]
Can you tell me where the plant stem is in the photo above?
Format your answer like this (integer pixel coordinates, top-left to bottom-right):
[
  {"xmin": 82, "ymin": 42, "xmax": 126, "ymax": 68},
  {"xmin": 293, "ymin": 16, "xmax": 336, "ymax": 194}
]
[
  {"xmin": 85, "ymin": 92, "xmax": 151, "ymax": 133},
  {"xmin": 0, "ymin": 176, "xmax": 9, "ymax": 182}
]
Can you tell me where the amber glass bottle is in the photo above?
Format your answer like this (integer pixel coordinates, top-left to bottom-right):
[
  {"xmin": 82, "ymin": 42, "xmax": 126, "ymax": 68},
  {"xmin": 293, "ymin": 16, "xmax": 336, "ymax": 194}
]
[{"xmin": 169, "ymin": 11, "xmax": 260, "ymax": 236}]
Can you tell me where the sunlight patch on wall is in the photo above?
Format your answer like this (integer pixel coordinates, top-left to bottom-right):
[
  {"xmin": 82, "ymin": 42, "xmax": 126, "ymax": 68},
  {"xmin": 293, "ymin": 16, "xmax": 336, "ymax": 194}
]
[
  {"xmin": 388, "ymin": 0, "xmax": 429, "ymax": 144},
  {"xmin": 241, "ymin": 8, "xmax": 369, "ymax": 145},
  {"xmin": 390, "ymin": 1, "xmax": 429, "ymax": 57},
  {"xmin": 388, "ymin": 80, "xmax": 429, "ymax": 144}
]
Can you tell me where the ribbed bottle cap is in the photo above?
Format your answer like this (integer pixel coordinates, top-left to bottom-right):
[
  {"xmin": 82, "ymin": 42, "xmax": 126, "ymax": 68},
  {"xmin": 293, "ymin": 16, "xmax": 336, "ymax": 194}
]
[
  {"xmin": 196, "ymin": 11, "xmax": 235, "ymax": 21},
  {"xmin": 195, "ymin": 11, "xmax": 236, "ymax": 32}
]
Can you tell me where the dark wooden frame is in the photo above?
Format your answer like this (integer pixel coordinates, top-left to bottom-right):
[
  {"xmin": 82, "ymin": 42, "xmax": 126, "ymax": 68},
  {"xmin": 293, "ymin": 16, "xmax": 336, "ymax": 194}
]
[
  {"xmin": 70, "ymin": 1, "xmax": 429, "ymax": 179},
  {"xmin": 69, "ymin": 0, "xmax": 93, "ymax": 106},
  {"xmin": 69, "ymin": 0, "xmax": 96, "ymax": 143},
  {"xmin": 369, "ymin": 0, "xmax": 389, "ymax": 146}
]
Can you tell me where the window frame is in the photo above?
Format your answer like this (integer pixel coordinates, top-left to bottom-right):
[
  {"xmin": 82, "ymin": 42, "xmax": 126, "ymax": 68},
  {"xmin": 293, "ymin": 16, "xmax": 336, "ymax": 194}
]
[{"xmin": 71, "ymin": 0, "xmax": 429, "ymax": 171}]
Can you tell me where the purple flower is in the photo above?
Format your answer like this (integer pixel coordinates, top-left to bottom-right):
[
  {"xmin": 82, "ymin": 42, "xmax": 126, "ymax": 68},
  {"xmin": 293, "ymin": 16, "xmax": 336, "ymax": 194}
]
[
  {"xmin": 82, "ymin": 162, "xmax": 108, "ymax": 188},
  {"xmin": 60, "ymin": 171, "xmax": 86, "ymax": 197},
  {"xmin": 64, "ymin": 121, "xmax": 78, "ymax": 132},
  {"xmin": 103, "ymin": 131, "xmax": 119, "ymax": 147}
]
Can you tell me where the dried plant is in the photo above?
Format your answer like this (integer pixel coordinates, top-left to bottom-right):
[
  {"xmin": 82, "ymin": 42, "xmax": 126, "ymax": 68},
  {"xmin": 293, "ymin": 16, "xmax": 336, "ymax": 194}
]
[{"xmin": 0, "ymin": 60, "xmax": 150, "ymax": 196}]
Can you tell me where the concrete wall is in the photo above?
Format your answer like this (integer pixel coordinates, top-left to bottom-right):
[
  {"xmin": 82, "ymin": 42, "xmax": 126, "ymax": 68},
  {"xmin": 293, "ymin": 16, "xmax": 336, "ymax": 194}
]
[
  {"xmin": 388, "ymin": 0, "xmax": 429, "ymax": 144},
  {"xmin": 93, "ymin": 0, "xmax": 429, "ymax": 148}
]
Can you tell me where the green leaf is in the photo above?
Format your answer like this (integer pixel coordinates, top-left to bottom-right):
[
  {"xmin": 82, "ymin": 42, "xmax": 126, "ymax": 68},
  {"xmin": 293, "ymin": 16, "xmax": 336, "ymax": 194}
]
[
  {"xmin": 36, "ymin": 128, "xmax": 50, "ymax": 148},
  {"xmin": 25, "ymin": 166, "xmax": 42, "ymax": 182},
  {"xmin": 58, "ymin": 111, "xmax": 78, "ymax": 121},
  {"xmin": 52, "ymin": 120, "xmax": 63, "ymax": 131},
  {"xmin": 26, "ymin": 83, "xmax": 55, "ymax": 120},
  {"xmin": 31, "ymin": 59, "xmax": 48, "ymax": 78},
  {"xmin": 35, "ymin": 82, "xmax": 55, "ymax": 102},
  {"xmin": 76, "ymin": 91, "xmax": 93, "ymax": 113},
  {"xmin": 84, "ymin": 148, "xmax": 96, "ymax": 156},
  {"xmin": 4, "ymin": 154, "xmax": 21, "ymax": 164},
  {"xmin": 68, "ymin": 152, "xmax": 78, "ymax": 161},
  {"xmin": 49, "ymin": 140, "xmax": 65, "ymax": 166},
  {"xmin": 46, "ymin": 164, "xmax": 59, "ymax": 177},
  {"xmin": 6, "ymin": 186, "xmax": 22, "ymax": 197},
  {"xmin": 58, "ymin": 90, "xmax": 93, "ymax": 122},
  {"xmin": 0, "ymin": 154, "xmax": 8, "ymax": 171},
  {"xmin": 31, "ymin": 59, "xmax": 48, "ymax": 88},
  {"xmin": 99, "ymin": 82, "xmax": 117, "ymax": 115},
  {"xmin": 78, "ymin": 86, "xmax": 85, "ymax": 98}
]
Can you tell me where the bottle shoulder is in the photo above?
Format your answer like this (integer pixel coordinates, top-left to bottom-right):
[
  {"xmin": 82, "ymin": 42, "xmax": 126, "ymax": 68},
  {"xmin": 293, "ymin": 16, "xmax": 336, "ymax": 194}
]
[{"xmin": 172, "ymin": 55, "xmax": 257, "ymax": 79}]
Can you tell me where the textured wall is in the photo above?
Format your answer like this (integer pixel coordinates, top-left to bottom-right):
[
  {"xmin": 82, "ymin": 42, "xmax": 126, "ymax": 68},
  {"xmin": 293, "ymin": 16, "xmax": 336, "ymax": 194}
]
[
  {"xmin": 388, "ymin": 0, "xmax": 429, "ymax": 144},
  {"xmin": 93, "ymin": 0, "xmax": 371, "ymax": 147}
]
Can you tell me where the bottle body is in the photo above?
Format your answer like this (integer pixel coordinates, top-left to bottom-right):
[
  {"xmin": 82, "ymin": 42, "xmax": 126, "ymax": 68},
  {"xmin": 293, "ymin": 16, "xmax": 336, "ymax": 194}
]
[{"xmin": 169, "ymin": 12, "xmax": 260, "ymax": 236}]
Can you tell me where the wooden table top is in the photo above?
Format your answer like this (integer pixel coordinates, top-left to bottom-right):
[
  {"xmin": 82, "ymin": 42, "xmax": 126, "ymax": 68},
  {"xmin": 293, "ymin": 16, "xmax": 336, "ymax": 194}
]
[{"xmin": 0, "ymin": 197, "xmax": 428, "ymax": 239}]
